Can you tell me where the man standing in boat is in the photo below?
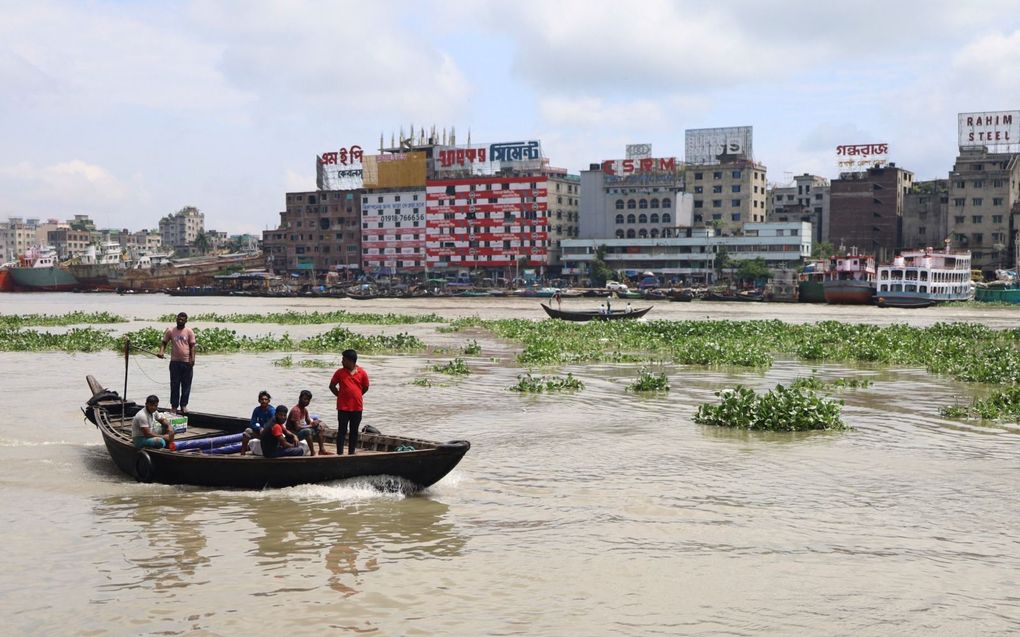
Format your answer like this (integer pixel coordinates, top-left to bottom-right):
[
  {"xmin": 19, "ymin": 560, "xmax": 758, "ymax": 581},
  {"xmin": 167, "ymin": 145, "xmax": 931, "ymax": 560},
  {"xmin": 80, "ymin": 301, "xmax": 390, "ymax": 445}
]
[
  {"xmin": 157, "ymin": 312, "xmax": 196, "ymax": 414},
  {"xmin": 329, "ymin": 349, "xmax": 370, "ymax": 455}
]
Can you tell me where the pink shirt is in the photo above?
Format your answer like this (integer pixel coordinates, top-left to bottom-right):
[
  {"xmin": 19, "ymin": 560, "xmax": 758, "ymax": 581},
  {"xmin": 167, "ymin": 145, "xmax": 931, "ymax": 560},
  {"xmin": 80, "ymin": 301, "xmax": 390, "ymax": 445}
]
[{"xmin": 163, "ymin": 326, "xmax": 196, "ymax": 362}]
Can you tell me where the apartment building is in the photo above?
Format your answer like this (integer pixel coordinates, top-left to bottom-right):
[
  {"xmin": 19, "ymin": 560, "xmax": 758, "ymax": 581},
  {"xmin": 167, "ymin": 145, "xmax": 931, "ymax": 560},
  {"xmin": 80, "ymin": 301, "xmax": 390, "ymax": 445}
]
[
  {"xmin": 829, "ymin": 163, "xmax": 914, "ymax": 262},
  {"xmin": 158, "ymin": 206, "xmax": 205, "ymax": 253},
  {"xmin": 768, "ymin": 174, "xmax": 830, "ymax": 243},
  {"xmin": 361, "ymin": 188, "xmax": 427, "ymax": 274},
  {"xmin": 946, "ymin": 147, "xmax": 1020, "ymax": 275},
  {"xmin": 544, "ymin": 168, "xmax": 581, "ymax": 273},
  {"xmin": 684, "ymin": 160, "xmax": 768, "ymax": 233},
  {"xmin": 262, "ymin": 190, "xmax": 362, "ymax": 275},
  {"xmin": 901, "ymin": 179, "xmax": 948, "ymax": 252}
]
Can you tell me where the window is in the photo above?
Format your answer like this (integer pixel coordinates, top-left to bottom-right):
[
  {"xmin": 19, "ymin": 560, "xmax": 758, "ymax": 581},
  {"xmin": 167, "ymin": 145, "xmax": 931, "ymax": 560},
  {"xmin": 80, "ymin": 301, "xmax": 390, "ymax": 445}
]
[
  {"xmin": 993, "ymin": 214, "xmax": 1003, "ymax": 223},
  {"xmin": 732, "ymin": 170, "xmax": 741, "ymax": 178},
  {"xmin": 694, "ymin": 201, "xmax": 704, "ymax": 208},
  {"xmin": 626, "ymin": 229, "xmax": 636, "ymax": 238},
  {"xmin": 694, "ymin": 172, "xmax": 703, "ymax": 180},
  {"xmin": 638, "ymin": 214, "xmax": 647, "ymax": 223},
  {"xmin": 694, "ymin": 186, "xmax": 703, "ymax": 194},
  {"xmin": 662, "ymin": 198, "xmax": 671, "ymax": 208},
  {"xmin": 662, "ymin": 213, "xmax": 671, "ymax": 223},
  {"xmin": 953, "ymin": 198, "xmax": 965, "ymax": 206},
  {"xmin": 650, "ymin": 213, "xmax": 659, "ymax": 223},
  {"xmin": 638, "ymin": 229, "xmax": 648, "ymax": 238},
  {"xmin": 919, "ymin": 226, "xmax": 926, "ymax": 235},
  {"xmin": 993, "ymin": 179, "xmax": 1004, "ymax": 187},
  {"xmin": 731, "ymin": 185, "xmax": 741, "ymax": 193},
  {"xmin": 712, "ymin": 213, "xmax": 722, "ymax": 220},
  {"xmin": 639, "ymin": 199, "xmax": 648, "ymax": 209},
  {"xmin": 615, "ymin": 229, "xmax": 625, "ymax": 238},
  {"xmin": 955, "ymin": 181, "xmax": 965, "ymax": 188},
  {"xmin": 791, "ymin": 229, "xmax": 798, "ymax": 236},
  {"xmin": 615, "ymin": 199, "xmax": 624, "ymax": 209},
  {"xmin": 627, "ymin": 199, "xmax": 636, "ymax": 209},
  {"xmin": 972, "ymin": 198, "xmax": 983, "ymax": 206},
  {"xmin": 974, "ymin": 164, "xmax": 984, "ymax": 171},
  {"xmin": 972, "ymin": 215, "xmax": 983, "ymax": 223},
  {"xmin": 973, "ymin": 180, "xmax": 984, "ymax": 188},
  {"xmin": 993, "ymin": 198, "xmax": 1004, "ymax": 206},
  {"xmin": 713, "ymin": 171, "xmax": 722, "ymax": 179},
  {"xmin": 627, "ymin": 214, "xmax": 636, "ymax": 223},
  {"xmin": 650, "ymin": 229, "xmax": 659, "ymax": 238},
  {"xmin": 650, "ymin": 198, "xmax": 660, "ymax": 208},
  {"xmin": 731, "ymin": 213, "xmax": 741, "ymax": 221},
  {"xmin": 712, "ymin": 185, "xmax": 723, "ymax": 194},
  {"xmin": 731, "ymin": 199, "xmax": 740, "ymax": 207},
  {"xmin": 712, "ymin": 200, "xmax": 722, "ymax": 208},
  {"xmin": 955, "ymin": 215, "xmax": 965, "ymax": 223}
]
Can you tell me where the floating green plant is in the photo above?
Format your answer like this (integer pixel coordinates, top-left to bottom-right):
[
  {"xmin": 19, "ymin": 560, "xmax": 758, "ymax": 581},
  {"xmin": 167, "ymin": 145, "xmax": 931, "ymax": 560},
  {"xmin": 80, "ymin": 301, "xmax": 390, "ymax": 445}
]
[
  {"xmin": 432, "ymin": 358, "xmax": 471, "ymax": 375},
  {"xmin": 0, "ymin": 311, "xmax": 126, "ymax": 328},
  {"xmin": 462, "ymin": 339, "xmax": 482, "ymax": 355},
  {"xmin": 940, "ymin": 385, "xmax": 1020, "ymax": 422},
  {"xmin": 159, "ymin": 310, "xmax": 445, "ymax": 325},
  {"xmin": 694, "ymin": 385, "xmax": 848, "ymax": 432},
  {"xmin": 508, "ymin": 372, "xmax": 585, "ymax": 393},
  {"xmin": 628, "ymin": 368, "xmax": 670, "ymax": 392}
]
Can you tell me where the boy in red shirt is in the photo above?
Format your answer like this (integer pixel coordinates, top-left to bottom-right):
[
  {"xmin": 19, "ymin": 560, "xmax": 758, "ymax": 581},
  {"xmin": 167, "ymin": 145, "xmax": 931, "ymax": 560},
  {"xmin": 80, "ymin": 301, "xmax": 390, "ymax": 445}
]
[{"xmin": 328, "ymin": 349, "xmax": 370, "ymax": 455}]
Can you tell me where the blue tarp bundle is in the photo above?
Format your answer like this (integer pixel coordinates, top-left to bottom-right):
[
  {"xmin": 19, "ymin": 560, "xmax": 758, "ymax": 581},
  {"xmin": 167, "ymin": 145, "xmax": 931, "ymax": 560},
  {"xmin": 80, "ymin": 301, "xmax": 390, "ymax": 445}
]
[
  {"xmin": 175, "ymin": 433, "xmax": 244, "ymax": 451},
  {"xmin": 199, "ymin": 442, "xmax": 243, "ymax": 455}
]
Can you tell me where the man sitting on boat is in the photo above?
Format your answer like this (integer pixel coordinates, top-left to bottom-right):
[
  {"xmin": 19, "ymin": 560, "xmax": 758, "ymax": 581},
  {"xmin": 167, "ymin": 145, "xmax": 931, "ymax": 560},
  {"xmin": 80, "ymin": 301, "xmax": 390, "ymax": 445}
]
[
  {"xmin": 260, "ymin": 405, "xmax": 305, "ymax": 457},
  {"xmin": 241, "ymin": 390, "xmax": 274, "ymax": 456},
  {"xmin": 287, "ymin": 390, "xmax": 331, "ymax": 456},
  {"xmin": 131, "ymin": 394, "xmax": 176, "ymax": 450}
]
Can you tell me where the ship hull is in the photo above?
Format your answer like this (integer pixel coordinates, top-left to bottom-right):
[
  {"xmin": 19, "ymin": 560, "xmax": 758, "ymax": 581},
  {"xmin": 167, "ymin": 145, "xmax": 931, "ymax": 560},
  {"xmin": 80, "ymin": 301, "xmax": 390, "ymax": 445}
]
[
  {"xmin": 8, "ymin": 266, "xmax": 80, "ymax": 291},
  {"xmin": 797, "ymin": 281, "xmax": 825, "ymax": 303},
  {"xmin": 975, "ymin": 286, "xmax": 1020, "ymax": 304},
  {"xmin": 0, "ymin": 269, "xmax": 14, "ymax": 292},
  {"xmin": 113, "ymin": 253, "xmax": 264, "ymax": 292},
  {"xmin": 823, "ymin": 280, "xmax": 874, "ymax": 304}
]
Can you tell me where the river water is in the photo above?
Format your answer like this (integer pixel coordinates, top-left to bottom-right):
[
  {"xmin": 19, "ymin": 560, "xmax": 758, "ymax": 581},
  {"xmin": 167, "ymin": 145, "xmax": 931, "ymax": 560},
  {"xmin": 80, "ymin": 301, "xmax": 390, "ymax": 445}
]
[{"xmin": 3, "ymin": 293, "xmax": 1019, "ymax": 636}]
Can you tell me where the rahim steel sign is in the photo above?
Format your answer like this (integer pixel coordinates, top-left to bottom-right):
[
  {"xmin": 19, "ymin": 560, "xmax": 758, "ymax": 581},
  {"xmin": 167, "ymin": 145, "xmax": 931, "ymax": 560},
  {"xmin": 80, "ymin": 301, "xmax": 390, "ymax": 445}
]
[
  {"xmin": 958, "ymin": 111, "xmax": 1020, "ymax": 147},
  {"xmin": 685, "ymin": 126, "xmax": 753, "ymax": 165}
]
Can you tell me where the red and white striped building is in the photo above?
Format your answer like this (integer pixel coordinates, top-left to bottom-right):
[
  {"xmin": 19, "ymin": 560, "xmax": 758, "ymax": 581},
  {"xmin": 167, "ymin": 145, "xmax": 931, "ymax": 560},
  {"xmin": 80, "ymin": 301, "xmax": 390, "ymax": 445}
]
[
  {"xmin": 360, "ymin": 189, "xmax": 427, "ymax": 273},
  {"xmin": 425, "ymin": 176, "xmax": 549, "ymax": 273}
]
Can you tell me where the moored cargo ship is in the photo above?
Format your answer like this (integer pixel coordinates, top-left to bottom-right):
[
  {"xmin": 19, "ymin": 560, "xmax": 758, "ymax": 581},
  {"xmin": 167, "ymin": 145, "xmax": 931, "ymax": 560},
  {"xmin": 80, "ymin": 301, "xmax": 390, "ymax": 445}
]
[
  {"xmin": 112, "ymin": 252, "xmax": 265, "ymax": 292},
  {"xmin": 8, "ymin": 246, "xmax": 80, "ymax": 291},
  {"xmin": 823, "ymin": 248, "xmax": 876, "ymax": 304}
]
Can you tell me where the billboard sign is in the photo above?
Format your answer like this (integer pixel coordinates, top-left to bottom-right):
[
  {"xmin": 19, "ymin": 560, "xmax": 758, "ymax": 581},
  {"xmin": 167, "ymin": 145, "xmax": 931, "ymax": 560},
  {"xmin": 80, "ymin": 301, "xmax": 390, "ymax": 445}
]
[
  {"xmin": 684, "ymin": 126, "xmax": 753, "ymax": 165},
  {"xmin": 601, "ymin": 157, "xmax": 680, "ymax": 187},
  {"xmin": 835, "ymin": 143, "xmax": 890, "ymax": 172},
  {"xmin": 958, "ymin": 111, "xmax": 1020, "ymax": 147},
  {"xmin": 433, "ymin": 141, "xmax": 543, "ymax": 175},
  {"xmin": 626, "ymin": 144, "xmax": 652, "ymax": 159},
  {"xmin": 316, "ymin": 145, "xmax": 364, "ymax": 190}
]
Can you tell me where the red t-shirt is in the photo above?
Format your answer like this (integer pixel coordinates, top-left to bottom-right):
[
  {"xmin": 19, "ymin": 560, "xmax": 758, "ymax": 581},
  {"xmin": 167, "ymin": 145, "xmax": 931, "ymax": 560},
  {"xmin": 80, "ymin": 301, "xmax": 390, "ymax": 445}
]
[
  {"xmin": 287, "ymin": 405, "xmax": 310, "ymax": 429},
  {"xmin": 330, "ymin": 366, "xmax": 369, "ymax": 411},
  {"xmin": 270, "ymin": 423, "xmax": 286, "ymax": 438}
]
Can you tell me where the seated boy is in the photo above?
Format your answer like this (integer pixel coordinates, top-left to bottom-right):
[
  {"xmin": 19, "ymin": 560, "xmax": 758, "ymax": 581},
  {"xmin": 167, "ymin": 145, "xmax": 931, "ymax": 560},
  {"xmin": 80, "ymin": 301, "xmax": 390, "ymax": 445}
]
[
  {"xmin": 131, "ymin": 394, "xmax": 176, "ymax": 450},
  {"xmin": 287, "ymin": 389, "xmax": 330, "ymax": 456},
  {"xmin": 260, "ymin": 405, "xmax": 305, "ymax": 458},
  {"xmin": 241, "ymin": 390, "xmax": 274, "ymax": 456}
]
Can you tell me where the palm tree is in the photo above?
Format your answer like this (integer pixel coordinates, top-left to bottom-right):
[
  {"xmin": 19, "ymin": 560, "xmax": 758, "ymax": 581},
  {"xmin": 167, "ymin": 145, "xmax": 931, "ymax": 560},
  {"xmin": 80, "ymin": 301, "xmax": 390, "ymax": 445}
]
[{"xmin": 193, "ymin": 231, "xmax": 210, "ymax": 256}]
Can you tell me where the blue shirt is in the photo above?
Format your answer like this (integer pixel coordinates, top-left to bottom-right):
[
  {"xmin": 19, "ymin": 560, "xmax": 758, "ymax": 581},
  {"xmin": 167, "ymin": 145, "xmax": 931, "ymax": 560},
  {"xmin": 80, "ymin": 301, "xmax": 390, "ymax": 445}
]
[{"xmin": 250, "ymin": 404, "xmax": 275, "ymax": 431}]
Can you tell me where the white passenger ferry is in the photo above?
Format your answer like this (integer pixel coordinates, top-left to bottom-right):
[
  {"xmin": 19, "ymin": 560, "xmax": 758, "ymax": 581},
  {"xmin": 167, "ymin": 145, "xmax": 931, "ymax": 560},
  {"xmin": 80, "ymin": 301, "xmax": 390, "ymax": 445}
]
[{"xmin": 874, "ymin": 243, "xmax": 973, "ymax": 308}]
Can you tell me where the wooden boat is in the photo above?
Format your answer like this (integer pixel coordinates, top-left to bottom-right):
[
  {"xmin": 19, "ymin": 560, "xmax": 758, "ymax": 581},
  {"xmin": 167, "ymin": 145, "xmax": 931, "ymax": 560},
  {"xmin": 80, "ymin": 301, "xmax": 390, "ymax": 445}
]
[
  {"xmin": 874, "ymin": 296, "xmax": 936, "ymax": 309},
  {"xmin": 540, "ymin": 303, "xmax": 651, "ymax": 322},
  {"xmin": 83, "ymin": 376, "xmax": 469, "ymax": 490},
  {"xmin": 667, "ymin": 289, "xmax": 694, "ymax": 302}
]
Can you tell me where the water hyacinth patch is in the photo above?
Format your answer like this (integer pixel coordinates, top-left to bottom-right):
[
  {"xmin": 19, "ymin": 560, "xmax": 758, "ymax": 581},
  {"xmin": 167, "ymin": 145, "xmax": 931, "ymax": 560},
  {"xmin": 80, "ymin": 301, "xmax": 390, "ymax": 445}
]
[
  {"xmin": 0, "ymin": 311, "xmax": 126, "ymax": 328},
  {"xmin": 628, "ymin": 368, "xmax": 670, "ymax": 392},
  {"xmin": 694, "ymin": 385, "xmax": 848, "ymax": 432},
  {"xmin": 432, "ymin": 358, "xmax": 471, "ymax": 375},
  {"xmin": 508, "ymin": 372, "xmax": 585, "ymax": 393},
  {"xmin": 790, "ymin": 375, "xmax": 873, "ymax": 391},
  {"xmin": 462, "ymin": 339, "xmax": 482, "ymax": 355},
  {"xmin": 939, "ymin": 385, "xmax": 1020, "ymax": 422},
  {"xmin": 158, "ymin": 310, "xmax": 445, "ymax": 325},
  {"xmin": 299, "ymin": 327, "xmax": 424, "ymax": 354}
]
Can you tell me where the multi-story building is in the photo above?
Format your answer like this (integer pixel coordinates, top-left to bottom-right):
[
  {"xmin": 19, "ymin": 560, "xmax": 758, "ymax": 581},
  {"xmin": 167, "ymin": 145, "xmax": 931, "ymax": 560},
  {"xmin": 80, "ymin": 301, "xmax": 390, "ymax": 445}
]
[
  {"xmin": 425, "ymin": 174, "xmax": 548, "ymax": 279},
  {"xmin": 116, "ymin": 229, "xmax": 163, "ymax": 258},
  {"xmin": 262, "ymin": 190, "xmax": 362, "ymax": 276},
  {"xmin": 544, "ymin": 168, "xmax": 580, "ymax": 274},
  {"xmin": 829, "ymin": 163, "xmax": 914, "ymax": 262},
  {"xmin": 361, "ymin": 188, "xmax": 427, "ymax": 275},
  {"xmin": 47, "ymin": 227, "xmax": 91, "ymax": 259},
  {"xmin": 901, "ymin": 179, "xmax": 948, "ymax": 252},
  {"xmin": 579, "ymin": 154, "xmax": 691, "ymax": 241},
  {"xmin": 158, "ymin": 206, "xmax": 205, "ymax": 254},
  {"xmin": 946, "ymin": 147, "xmax": 1020, "ymax": 275},
  {"xmin": 0, "ymin": 217, "xmax": 40, "ymax": 262},
  {"xmin": 560, "ymin": 222, "xmax": 811, "ymax": 285},
  {"xmin": 684, "ymin": 160, "xmax": 769, "ymax": 232},
  {"xmin": 768, "ymin": 174, "xmax": 830, "ymax": 243}
]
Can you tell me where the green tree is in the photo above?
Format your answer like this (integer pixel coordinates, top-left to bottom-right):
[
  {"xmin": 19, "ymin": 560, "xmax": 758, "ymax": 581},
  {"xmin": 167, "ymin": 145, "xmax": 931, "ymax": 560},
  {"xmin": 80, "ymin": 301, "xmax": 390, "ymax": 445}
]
[
  {"xmin": 811, "ymin": 241, "xmax": 834, "ymax": 259},
  {"xmin": 736, "ymin": 257, "xmax": 771, "ymax": 284},
  {"xmin": 590, "ymin": 245, "xmax": 616, "ymax": 287},
  {"xmin": 192, "ymin": 231, "xmax": 211, "ymax": 255},
  {"xmin": 714, "ymin": 246, "xmax": 734, "ymax": 280}
]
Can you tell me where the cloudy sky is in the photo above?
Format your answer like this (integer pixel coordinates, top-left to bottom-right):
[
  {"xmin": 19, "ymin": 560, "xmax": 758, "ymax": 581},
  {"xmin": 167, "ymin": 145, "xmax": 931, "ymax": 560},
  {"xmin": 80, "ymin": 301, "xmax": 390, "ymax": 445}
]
[{"xmin": 3, "ymin": 0, "xmax": 1020, "ymax": 234}]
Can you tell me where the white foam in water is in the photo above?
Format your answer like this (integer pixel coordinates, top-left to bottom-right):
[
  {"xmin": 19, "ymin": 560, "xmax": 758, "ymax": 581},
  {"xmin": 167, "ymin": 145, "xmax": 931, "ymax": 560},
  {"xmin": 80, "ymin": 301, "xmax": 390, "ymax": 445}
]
[{"xmin": 229, "ymin": 475, "xmax": 414, "ymax": 503}]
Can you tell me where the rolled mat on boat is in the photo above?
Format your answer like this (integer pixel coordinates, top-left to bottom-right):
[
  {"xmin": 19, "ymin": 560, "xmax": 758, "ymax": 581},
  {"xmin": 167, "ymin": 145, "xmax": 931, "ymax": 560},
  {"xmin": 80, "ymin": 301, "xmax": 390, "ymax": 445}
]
[
  {"xmin": 174, "ymin": 433, "xmax": 245, "ymax": 451},
  {"xmin": 199, "ymin": 442, "xmax": 244, "ymax": 455}
]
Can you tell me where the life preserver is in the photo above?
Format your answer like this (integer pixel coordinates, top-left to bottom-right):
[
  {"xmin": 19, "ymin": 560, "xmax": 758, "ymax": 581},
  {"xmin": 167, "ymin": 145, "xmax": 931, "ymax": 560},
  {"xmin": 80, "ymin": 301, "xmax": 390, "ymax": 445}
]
[
  {"xmin": 438, "ymin": 440, "xmax": 471, "ymax": 451},
  {"xmin": 135, "ymin": 450, "xmax": 155, "ymax": 483}
]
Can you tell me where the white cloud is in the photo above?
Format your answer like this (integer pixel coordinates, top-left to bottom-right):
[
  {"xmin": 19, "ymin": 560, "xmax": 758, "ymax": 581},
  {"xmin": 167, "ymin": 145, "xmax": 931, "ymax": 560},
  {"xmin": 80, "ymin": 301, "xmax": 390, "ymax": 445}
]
[{"xmin": 0, "ymin": 159, "xmax": 133, "ymax": 217}]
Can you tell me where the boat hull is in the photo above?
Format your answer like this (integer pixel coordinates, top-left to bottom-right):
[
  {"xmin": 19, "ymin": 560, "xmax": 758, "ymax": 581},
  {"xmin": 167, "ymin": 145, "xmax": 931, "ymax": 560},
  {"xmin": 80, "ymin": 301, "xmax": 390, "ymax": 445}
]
[
  {"xmin": 874, "ymin": 295, "xmax": 937, "ymax": 309},
  {"xmin": 0, "ymin": 269, "xmax": 13, "ymax": 292},
  {"xmin": 975, "ymin": 287, "xmax": 1020, "ymax": 304},
  {"xmin": 823, "ymin": 280, "xmax": 875, "ymax": 304},
  {"xmin": 797, "ymin": 281, "xmax": 825, "ymax": 303},
  {"xmin": 114, "ymin": 253, "xmax": 264, "ymax": 292},
  {"xmin": 540, "ymin": 303, "xmax": 651, "ymax": 322},
  {"xmin": 8, "ymin": 266, "xmax": 79, "ymax": 291},
  {"xmin": 86, "ymin": 401, "xmax": 469, "ymax": 490}
]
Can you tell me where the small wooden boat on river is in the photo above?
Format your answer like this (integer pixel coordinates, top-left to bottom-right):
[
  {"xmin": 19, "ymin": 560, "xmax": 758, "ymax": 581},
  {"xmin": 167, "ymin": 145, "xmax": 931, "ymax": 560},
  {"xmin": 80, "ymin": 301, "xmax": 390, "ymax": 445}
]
[
  {"xmin": 83, "ymin": 376, "xmax": 469, "ymax": 490},
  {"xmin": 540, "ymin": 303, "xmax": 651, "ymax": 322}
]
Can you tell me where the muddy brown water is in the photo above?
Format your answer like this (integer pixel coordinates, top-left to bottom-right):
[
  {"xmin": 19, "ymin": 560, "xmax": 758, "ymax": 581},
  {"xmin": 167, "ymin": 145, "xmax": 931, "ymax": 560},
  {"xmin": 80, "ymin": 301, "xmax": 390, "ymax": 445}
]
[{"xmin": 2, "ymin": 293, "xmax": 1018, "ymax": 635}]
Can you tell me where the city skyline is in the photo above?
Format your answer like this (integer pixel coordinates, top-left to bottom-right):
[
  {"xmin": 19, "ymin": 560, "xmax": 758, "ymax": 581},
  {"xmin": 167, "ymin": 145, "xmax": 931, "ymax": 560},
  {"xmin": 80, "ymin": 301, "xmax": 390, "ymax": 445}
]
[{"xmin": 3, "ymin": 0, "xmax": 1020, "ymax": 235}]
